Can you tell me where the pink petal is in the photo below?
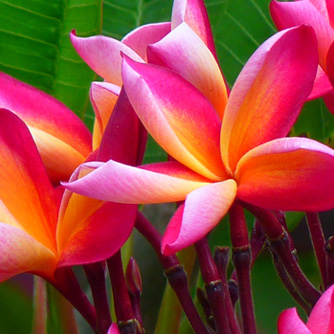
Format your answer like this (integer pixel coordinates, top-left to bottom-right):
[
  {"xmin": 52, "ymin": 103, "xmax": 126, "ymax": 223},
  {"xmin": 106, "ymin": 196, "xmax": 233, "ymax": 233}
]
[
  {"xmin": 97, "ymin": 88, "xmax": 147, "ymax": 165},
  {"xmin": 0, "ymin": 72, "xmax": 92, "ymax": 183},
  {"xmin": 171, "ymin": 0, "xmax": 217, "ymax": 58},
  {"xmin": 308, "ymin": 66, "xmax": 333, "ymax": 100},
  {"xmin": 162, "ymin": 180, "xmax": 237, "ymax": 255},
  {"xmin": 64, "ymin": 160, "xmax": 211, "ymax": 204},
  {"xmin": 236, "ymin": 137, "xmax": 334, "ymax": 212},
  {"xmin": 326, "ymin": 41, "xmax": 334, "ymax": 86},
  {"xmin": 147, "ymin": 22, "xmax": 227, "ymax": 119},
  {"xmin": 307, "ymin": 284, "xmax": 334, "ymax": 333},
  {"xmin": 57, "ymin": 199, "xmax": 136, "ymax": 266},
  {"xmin": 107, "ymin": 323, "xmax": 120, "ymax": 334},
  {"xmin": 90, "ymin": 82, "xmax": 121, "ymax": 150},
  {"xmin": 327, "ymin": 0, "xmax": 334, "ymax": 28},
  {"xmin": 70, "ymin": 31, "xmax": 143, "ymax": 85},
  {"xmin": 0, "ymin": 109, "xmax": 60, "ymax": 251},
  {"xmin": 221, "ymin": 26, "xmax": 318, "ymax": 173},
  {"xmin": 270, "ymin": 0, "xmax": 334, "ymax": 70},
  {"xmin": 122, "ymin": 22, "xmax": 171, "ymax": 61},
  {"xmin": 278, "ymin": 308, "xmax": 312, "ymax": 334},
  {"xmin": 0, "ymin": 224, "xmax": 56, "ymax": 283},
  {"xmin": 323, "ymin": 90, "xmax": 334, "ymax": 114},
  {"xmin": 122, "ymin": 56, "xmax": 227, "ymax": 180}
]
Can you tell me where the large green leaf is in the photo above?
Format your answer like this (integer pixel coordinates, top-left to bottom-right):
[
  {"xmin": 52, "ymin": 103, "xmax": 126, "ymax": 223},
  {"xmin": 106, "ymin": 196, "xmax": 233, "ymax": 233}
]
[{"xmin": 0, "ymin": 0, "xmax": 102, "ymax": 117}]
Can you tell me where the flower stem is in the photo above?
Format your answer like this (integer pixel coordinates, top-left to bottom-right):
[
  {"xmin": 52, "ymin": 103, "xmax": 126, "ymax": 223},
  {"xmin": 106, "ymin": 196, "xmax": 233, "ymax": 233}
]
[
  {"xmin": 305, "ymin": 212, "xmax": 327, "ymax": 288},
  {"xmin": 107, "ymin": 251, "xmax": 134, "ymax": 326},
  {"xmin": 229, "ymin": 203, "xmax": 256, "ymax": 334},
  {"xmin": 195, "ymin": 237, "xmax": 231, "ymax": 334},
  {"xmin": 50, "ymin": 267, "xmax": 97, "ymax": 331},
  {"xmin": 84, "ymin": 262, "xmax": 112, "ymax": 334},
  {"xmin": 135, "ymin": 211, "xmax": 210, "ymax": 334}
]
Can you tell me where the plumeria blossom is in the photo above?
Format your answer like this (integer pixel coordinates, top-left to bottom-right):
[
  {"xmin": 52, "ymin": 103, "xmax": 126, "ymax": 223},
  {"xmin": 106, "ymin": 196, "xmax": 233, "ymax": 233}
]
[
  {"xmin": 278, "ymin": 284, "xmax": 334, "ymax": 333},
  {"xmin": 107, "ymin": 323, "xmax": 120, "ymax": 334},
  {"xmin": 0, "ymin": 108, "xmax": 137, "ymax": 283},
  {"xmin": 65, "ymin": 25, "xmax": 334, "ymax": 256},
  {"xmin": 0, "ymin": 72, "xmax": 92, "ymax": 184},
  {"xmin": 70, "ymin": 0, "xmax": 227, "ymax": 107},
  {"xmin": 270, "ymin": 0, "xmax": 334, "ymax": 113}
]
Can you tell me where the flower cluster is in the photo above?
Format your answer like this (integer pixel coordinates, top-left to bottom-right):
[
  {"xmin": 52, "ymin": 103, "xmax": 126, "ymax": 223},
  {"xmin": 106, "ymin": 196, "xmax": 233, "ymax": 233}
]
[{"xmin": 1, "ymin": 0, "xmax": 334, "ymax": 333}]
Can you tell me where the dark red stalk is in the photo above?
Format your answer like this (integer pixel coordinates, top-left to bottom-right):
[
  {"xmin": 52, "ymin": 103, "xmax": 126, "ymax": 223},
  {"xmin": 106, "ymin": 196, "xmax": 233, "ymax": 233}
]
[
  {"xmin": 50, "ymin": 267, "xmax": 97, "ymax": 331},
  {"xmin": 84, "ymin": 262, "xmax": 112, "ymax": 334},
  {"xmin": 325, "ymin": 236, "xmax": 334, "ymax": 286},
  {"xmin": 107, "ymin": 251, "xmax": 134, "ymax": 333},
  {"xmin": 305, "ymin": 212, "xmax": 327, "ymax": 288},
  {"xmin": 243, "ymin": 203, "xmax": 321, "ymax": 306},
  {"xmin": 195, "ymin": 237, "xmax": 231, "ymax": 334},
  {"xmin": 229, "ymin": 203, "xmax": 256, "ymax": 334},
  {"xmin": 135, "ymin": 211, "xmax": 210, "ymax": 334},
  {"xmin": 214, "ymin": 247, "xmax": 241, "ymax": 334}
]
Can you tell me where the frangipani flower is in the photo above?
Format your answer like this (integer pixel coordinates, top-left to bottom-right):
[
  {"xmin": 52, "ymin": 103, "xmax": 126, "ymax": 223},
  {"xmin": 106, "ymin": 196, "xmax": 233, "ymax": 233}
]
[
  {"xmin": 0, "ymin": 72, "xmax": 92, "ymax": 184},
  {"xmin": 270, "ymin": 0, "xmax": 334, "ymax": 112},
  {"xmin": 0, "ymin": 108, "xmax": 136, "ymax": 282},
  {"xmin": 278, "ymin": 284, "xmax": 334, "ymax": 333},
  {"xmin": 65, "ymin": 25, "xmax": 334, "ymax": 256},
  {"xmin": 70, "ymin": 0, "xmax": 226, "ymax": 110}
]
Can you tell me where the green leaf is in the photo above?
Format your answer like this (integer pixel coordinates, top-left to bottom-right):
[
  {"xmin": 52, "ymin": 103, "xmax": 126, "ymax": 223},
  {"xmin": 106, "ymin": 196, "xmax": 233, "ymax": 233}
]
[{"xmin": 0, "ymin": 0, "xmax": 102, "ymax": 118}]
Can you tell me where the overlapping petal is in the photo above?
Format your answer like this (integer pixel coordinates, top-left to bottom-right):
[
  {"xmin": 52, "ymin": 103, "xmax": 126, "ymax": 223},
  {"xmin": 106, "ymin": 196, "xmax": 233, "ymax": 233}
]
[
  {"xmin": 278, "ymin": 308, "xmax": 312, "ymax": 334},
  {"xmin": 90, "ymin": 82, "xmax": 121, "ymax": 150},
  {"xmin": 171, "ymin": 0, "xmax": 217, "ymax": 57},
  {"xmin": 0, "ymin": 224, "xmax": 56, "ymax": 282},
  {"xmin": 70, "ymin": 31, "xmax": 144, "ymax": 85},
  {"xmin": 122, "ymin": 22, "xmax": 171, "ymax": 61},
  {"xmin": 147, "ymin": 22, "xmax": 227, "ymax": 118},
  {"xmin": 64, "ymin": 160, "xmax": 211, "ymax": 204},
  {"xmin": 0, "ymin": 109, "xmax": 59, "ymax": 250},
  {"xmin": 122, "ymin": 56, "xmax": 227, "ymax": 180},
  {"xmin": 236, "ymin": 138, "xmax": 334, "ymax": 211},
  {"xmin": 307, "ymin": 284, "xmax": 334, "ymax": 333},
  {"xmin": 0, "ymin": 72, "xmax": 92, "ymax": 182},
  {"xmin": 220, "ymin": 26, "xmax": 318, "ymax": 173},
  {"xmin": 162, "ymin": 180, "xmax": 237, "ymax": 255},
  {"xmin": 270, "ymin": 0, "xmax": 334, "ymax": 70}
]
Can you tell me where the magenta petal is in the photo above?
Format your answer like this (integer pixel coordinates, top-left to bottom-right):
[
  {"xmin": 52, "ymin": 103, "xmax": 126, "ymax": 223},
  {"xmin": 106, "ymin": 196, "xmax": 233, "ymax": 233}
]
[
  {"xmin": 122, "ymin": 22, "xmax": 171, "ymax": 61},
  {"xmin": 58, "ymin": 202, "xmax": 136, "ymax": 266},
  {"xmin": 326, "ymin": 42, "xmax": 334, "ymax": 86},
  {"xmin": 162, "ymin": 180, "xmax": 237, "ymax": 255},
  {"xmin": 307, "ymin": 284, "xmax": 334, "ymax": 333},
  {"xmin": 308, "ymin": 66, "xmax": 333, "ymax": 100},
  {"xmin": 323, "ymin": 90, "xmax": 334, "ymax": 114},
  {"xmin": 171, "ymin": 0, "xmax": 217, "ymax": 57},
  {"xmin": 70, "ymin": 31, "xmax": 143, "ymax": 84},
  {"xmin": 64, "ymin": 160, "xmax": 210, "ymax": 204},
  {"xmin": 277, "ymin": 308, "xmax": 312, "ymax": 334}
]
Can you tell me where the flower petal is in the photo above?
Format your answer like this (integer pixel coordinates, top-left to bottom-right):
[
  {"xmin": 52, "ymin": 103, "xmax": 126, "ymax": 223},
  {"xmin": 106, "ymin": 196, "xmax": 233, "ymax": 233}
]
[
  {"xmin": 277, "ymin": 308, "xmax": 312, "ymax": 334},
  {"xmin": 70, "ymin": 31, "xmax": 143, "ymax": 85},
  {"xmin": 171, "ymin": 0, "xmax": 217, "ymax": 57},
  {"xmin": 90, "ymin": 82, "xmax": 121, "ymax": 150},
  {"xmin": 326, "ymin": 41, "xmax": 334, "ymax": 86},
  {"xmin": 122, "ymin": 56, "xmax": 227, "ymax": 180},
  {"xmin": 162, "ymin": 180, "xmax": 237, "ymax": 255},
  {"xmin": 307, "ymin": 284, "xmax": 334, "ymax": 333},
  {"xmin": 64, "ymin": 160, "xmax": 211, "ymax": 204},
  {"xmin": 97, "ymin": 88, "xmax": 147, "ymax": 165},
  {"xmin": 221, "ymin": 26, "xmax": 318, "ymax": 173},
  {"xmin": 308, "ymin": 66, "xmax": 333, "ymax": 100},
  {"xmin": 0, "ymin": 72, "xmax": 92, "ymax": 182},
  {"xmin": 270, "ymin": 0, "xmax": 334, "ymax": 70},
  {"xmin": 108, "ymin": 323, "xmax": 120, "ymax": 334},
  {"xmin": 57, "ymin": 195, "xmax": 136, "ymax": 266},
  {"xmin": 122, "ymin": 22, "xmax": 171, "ymax": 61},
  {"xmin": 323, "ymin": 90, "xmax": 334, "ymax": 114},
  {"xmin": 236, "ymin": 137, "xmax": 334, "ymax": 211},
  {"xmin": 0, "ymin": 224, "xmax": 56, "ymax": 282},
  {"xmin": 0, "ymin": 109, "xmax": 59, "ymax": 251},
  {"xmin": 147, "ymin": 22, "xmax": 227, "ymax": 119}
]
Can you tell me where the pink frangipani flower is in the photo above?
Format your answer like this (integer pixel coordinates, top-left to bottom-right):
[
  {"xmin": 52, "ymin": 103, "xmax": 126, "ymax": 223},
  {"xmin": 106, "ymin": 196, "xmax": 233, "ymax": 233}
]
[
  {"xmin": 64, "ymin": 24, "xmax": 334, "ymax": 256},
  {"xmin": 270, "ymin": 0, "xmax": 334, "ymax": 113},
  {"xmin": 278, "ymin": 284, "xmax": 334, "ymax": 333}
]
